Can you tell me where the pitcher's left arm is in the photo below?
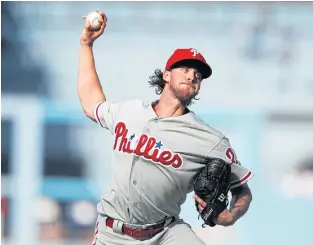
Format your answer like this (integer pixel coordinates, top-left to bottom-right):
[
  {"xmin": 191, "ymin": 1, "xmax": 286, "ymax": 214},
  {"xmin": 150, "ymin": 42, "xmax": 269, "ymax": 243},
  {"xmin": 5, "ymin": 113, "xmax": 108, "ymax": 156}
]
[{"xmin": 229, "ymin": 183, "xmax": 253, "ymax": 224}]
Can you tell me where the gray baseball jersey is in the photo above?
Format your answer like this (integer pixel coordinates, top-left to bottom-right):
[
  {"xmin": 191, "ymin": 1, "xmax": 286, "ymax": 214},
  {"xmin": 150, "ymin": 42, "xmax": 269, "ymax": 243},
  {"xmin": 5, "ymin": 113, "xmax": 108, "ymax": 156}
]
[{"xmin": 93, "ymin": 99, "xmax": 253, "ymax": 225}]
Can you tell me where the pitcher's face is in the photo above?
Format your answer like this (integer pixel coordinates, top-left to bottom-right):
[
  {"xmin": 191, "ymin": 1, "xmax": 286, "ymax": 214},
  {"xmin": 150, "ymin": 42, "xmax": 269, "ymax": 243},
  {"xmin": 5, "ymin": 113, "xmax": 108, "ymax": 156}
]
[{"xmin": 163, "ymin": 66, "xmax": 203, "ymax": 104}]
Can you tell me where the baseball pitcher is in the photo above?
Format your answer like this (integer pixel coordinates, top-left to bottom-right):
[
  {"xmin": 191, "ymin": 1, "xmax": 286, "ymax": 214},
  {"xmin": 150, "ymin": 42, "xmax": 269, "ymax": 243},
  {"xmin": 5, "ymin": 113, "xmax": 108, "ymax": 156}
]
[{"xmin": 78, "ymin": 11, "xmax": 253, "ymax": 245}]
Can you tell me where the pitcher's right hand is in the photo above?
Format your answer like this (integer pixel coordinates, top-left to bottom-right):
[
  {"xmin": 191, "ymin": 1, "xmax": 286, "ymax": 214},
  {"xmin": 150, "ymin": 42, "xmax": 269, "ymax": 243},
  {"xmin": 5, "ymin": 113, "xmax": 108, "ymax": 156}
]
[{"xmin": 80, "ymin": 11, "xmax": 107, "ymax": 46}]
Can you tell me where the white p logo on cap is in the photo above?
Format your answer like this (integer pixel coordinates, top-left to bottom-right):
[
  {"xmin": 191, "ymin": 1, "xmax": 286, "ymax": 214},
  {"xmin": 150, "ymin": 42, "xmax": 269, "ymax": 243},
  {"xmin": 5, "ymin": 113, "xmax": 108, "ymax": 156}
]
[{"xmin": 190, "ymin": 48, "xmax": 199, "ymax": 57}]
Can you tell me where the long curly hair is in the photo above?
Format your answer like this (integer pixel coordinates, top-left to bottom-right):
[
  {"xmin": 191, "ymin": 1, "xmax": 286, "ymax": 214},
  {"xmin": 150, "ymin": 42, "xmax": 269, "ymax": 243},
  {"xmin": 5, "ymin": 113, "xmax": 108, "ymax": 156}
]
[
  {"xmin": 148, "ymin": 68, "xmax": 166, "ymax": 95},
  {"xmin": 148, "ymin": 68, "xmax": 200, "ymax": 105}
]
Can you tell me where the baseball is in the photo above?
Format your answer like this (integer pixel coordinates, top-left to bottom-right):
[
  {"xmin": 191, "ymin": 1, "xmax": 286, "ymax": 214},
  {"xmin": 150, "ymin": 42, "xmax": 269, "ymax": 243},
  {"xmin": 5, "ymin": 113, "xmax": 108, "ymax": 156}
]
[{"xmin": 86, "ymin": 12, "xmax": 102, "ymax": 30}]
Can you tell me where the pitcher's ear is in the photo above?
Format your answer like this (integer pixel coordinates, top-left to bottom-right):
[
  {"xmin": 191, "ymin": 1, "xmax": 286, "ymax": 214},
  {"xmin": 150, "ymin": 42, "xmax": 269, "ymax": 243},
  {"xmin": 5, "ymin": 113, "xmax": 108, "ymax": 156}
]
[{"xmin": 163, "ymin": 70, "xmax": 170, "ymax": 83}]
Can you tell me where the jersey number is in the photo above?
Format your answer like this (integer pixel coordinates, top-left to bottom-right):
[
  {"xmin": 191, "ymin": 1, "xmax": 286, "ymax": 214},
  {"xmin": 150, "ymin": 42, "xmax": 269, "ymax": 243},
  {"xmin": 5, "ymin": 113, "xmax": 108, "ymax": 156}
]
[{"xmin": 226, "ymin": 148, "xmax": 238, "ymax": 164}]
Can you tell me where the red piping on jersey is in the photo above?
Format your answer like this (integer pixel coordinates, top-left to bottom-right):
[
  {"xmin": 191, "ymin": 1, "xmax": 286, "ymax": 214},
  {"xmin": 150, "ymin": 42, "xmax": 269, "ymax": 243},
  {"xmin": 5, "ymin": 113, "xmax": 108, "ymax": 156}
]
[
  {"xmin": 152, "ymin": 105, "xmax": 157, "ymax": 114},
  {"xmin": 240, "ymin": 171, "xmax": 252, "ymax": 183},
  {"xmin": 96, "ymin": 102, "xmax": 105, "ymax": 128}
]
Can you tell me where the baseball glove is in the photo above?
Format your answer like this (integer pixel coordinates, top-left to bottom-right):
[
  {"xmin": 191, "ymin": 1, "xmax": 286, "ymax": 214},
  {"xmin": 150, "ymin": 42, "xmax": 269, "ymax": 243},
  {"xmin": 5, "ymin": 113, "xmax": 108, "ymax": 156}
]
[{"xmin": 194, "ymin": 158, "xmax": 231, "ymax": 227}]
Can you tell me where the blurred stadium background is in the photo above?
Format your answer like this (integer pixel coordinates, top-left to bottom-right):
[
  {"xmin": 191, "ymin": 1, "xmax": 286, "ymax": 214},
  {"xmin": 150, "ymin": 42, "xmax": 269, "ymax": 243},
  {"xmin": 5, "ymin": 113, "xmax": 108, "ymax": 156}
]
[{"xmin": 1, "ymin": 1, "xmax": 313, "ymax": 245}]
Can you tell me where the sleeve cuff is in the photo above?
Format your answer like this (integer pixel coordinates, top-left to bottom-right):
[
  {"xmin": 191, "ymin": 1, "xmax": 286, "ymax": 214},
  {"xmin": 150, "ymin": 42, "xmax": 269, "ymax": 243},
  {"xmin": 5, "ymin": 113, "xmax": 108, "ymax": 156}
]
[
  {"xmin": 230, "ymin": 171, "xmax": 254, "ymax": 189},
  {"xmin": 93, "ymin": 101, "xmax": 105, "ymax": 128}
]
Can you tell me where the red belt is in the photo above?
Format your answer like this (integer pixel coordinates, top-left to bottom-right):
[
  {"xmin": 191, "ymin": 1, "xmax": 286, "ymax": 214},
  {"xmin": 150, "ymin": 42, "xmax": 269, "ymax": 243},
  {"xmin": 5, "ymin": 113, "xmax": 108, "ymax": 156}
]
[{"xmin": 106, "ymin": 217, "xmax": 170, "ymax": 239}]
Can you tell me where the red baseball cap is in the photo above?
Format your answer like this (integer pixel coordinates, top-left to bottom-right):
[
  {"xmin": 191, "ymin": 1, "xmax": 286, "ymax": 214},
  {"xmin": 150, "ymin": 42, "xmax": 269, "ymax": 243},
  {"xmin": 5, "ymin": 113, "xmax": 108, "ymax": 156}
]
[{"xmin": 165, "ymin": 48, "xmax": 212, "ymax": 79}]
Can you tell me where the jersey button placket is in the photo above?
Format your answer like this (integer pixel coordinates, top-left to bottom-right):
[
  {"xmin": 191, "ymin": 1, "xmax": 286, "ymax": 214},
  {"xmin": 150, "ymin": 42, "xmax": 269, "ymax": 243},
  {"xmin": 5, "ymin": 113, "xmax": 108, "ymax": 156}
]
[{"xmin": 131, "ymin": 157, "xmax": 139, "ymax": 186}]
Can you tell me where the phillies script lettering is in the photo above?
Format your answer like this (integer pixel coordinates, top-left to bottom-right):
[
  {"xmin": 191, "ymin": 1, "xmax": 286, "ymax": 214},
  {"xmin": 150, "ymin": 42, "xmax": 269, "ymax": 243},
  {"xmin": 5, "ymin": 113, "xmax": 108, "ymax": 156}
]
[{"xmin": 113, "ymin": 122, "xmax": 183, "ymax": 168}]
